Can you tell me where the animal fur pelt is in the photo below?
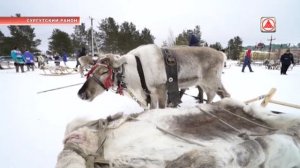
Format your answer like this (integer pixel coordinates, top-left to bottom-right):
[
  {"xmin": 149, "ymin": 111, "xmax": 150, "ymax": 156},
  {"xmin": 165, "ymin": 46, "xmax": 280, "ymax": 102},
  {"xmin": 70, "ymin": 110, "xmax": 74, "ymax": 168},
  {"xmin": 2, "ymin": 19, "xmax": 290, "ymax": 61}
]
[{"xmin": 56, "ymin": 98, "xmax": 300, "ymax": 168}]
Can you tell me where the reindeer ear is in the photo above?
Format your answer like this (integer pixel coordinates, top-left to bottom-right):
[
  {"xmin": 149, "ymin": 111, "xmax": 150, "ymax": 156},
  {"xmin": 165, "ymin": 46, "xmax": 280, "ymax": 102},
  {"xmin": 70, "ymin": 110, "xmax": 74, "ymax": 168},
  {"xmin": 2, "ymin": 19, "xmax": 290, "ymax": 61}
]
[{"xmin": 101, "ymin": 54, "xmax": 126, "ymax": 68}]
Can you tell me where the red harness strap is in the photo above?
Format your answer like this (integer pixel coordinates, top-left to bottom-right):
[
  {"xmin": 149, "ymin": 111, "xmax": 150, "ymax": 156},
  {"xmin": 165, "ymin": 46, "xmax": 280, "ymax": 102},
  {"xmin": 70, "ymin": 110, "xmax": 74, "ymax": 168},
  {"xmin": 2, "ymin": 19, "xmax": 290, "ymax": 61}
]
[
  {"xmin": 103, "ymin": 67, "xmax": 113, "ymax": 89},
  {"xmin": 86, "ymin": 63, "xmax": 125, "ymax": 95},
  {"xmin": 86, "ymin": 64, "xmax": 100, "ymax": 79},
  {"xmin": 117, "ymin": 83, "xmax": 124, "ymax": 95},
  {"xmin": 86, "ymin": 64, "xmax": 114, "ymax": 90}
]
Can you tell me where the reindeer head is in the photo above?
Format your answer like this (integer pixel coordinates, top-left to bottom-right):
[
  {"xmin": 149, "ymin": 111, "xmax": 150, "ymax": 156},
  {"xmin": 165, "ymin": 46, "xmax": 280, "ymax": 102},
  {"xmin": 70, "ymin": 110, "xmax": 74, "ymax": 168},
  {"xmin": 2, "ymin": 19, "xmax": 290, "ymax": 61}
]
[
  {"xmin": 98, "ymin": 54, "xmax": 123, "ymax": 67},
  {"xmin": 78, "ymin": 54, "xmax": 126, "ymax": 101}
]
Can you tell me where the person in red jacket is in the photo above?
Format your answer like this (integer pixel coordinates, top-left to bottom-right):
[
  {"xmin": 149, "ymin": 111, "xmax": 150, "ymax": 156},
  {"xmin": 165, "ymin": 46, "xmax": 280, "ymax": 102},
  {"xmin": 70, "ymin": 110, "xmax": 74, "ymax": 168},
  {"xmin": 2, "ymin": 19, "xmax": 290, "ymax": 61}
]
[{"xmin": 241, "ymin": 48, "xmax": 254, "ymax": 72}]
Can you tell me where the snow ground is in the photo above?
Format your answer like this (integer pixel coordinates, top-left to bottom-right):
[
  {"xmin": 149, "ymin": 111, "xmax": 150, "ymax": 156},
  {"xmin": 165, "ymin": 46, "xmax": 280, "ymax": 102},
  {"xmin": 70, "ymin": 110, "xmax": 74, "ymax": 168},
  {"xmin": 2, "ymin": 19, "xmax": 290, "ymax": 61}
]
[{"xmin": 0, "ymin": 60, "xmax": 299, "ymax": 168}]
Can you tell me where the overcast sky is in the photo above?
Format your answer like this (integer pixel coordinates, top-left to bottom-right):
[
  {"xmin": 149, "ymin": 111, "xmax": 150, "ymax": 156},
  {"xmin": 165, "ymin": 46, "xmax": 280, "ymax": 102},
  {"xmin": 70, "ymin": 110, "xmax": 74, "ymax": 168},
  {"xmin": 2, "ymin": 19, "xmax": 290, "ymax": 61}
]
[{"xmin": 0, "ymin": 0, "xmax": 299, "ymax": 53}]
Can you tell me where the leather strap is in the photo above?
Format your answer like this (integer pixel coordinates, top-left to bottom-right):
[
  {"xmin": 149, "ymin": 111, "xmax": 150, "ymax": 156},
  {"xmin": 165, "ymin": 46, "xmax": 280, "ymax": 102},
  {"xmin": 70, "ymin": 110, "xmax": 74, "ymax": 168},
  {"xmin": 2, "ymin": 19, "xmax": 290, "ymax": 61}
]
[
  {"xmin": 162, "ymin": 49, "xmax": 181, "ymax": 107},
  {"xmin": 135, "ymin": 56, "xmax": 151, "ymax": 106}
]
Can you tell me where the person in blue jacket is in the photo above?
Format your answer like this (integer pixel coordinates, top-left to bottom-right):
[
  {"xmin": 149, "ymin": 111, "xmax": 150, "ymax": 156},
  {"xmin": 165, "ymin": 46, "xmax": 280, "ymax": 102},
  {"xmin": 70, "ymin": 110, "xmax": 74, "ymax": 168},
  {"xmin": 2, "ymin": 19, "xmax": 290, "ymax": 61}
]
[
  {"xmin": 23, "ymin": 49, "xmax": 35, "ymax": 71},
  {"xmin": 188, "ymin": 31, "xmax": 200, "ymax": 46},
  {"xmin": 61, "ymin": 50, "xmax": 68, "ymax": 66},
  {"xmin": 11, "ymin": 47, "xmax": 25, "ymax": 73}
]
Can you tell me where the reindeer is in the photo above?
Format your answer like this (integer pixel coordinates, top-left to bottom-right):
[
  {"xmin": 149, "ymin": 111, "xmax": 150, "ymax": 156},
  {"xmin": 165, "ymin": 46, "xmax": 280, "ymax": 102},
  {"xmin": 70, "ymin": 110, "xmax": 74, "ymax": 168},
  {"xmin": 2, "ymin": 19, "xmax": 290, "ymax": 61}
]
[{"xmin": 78, "ymin": 44, "xmax": 230, "ymax": 109}]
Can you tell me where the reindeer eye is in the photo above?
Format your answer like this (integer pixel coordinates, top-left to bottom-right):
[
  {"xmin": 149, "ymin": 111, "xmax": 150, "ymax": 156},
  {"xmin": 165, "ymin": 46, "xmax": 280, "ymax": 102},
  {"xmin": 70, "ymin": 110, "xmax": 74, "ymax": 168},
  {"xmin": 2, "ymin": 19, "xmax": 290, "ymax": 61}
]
[{"xmin": 99, "ymin": 71, "xmax": 108, "ymax": 76}]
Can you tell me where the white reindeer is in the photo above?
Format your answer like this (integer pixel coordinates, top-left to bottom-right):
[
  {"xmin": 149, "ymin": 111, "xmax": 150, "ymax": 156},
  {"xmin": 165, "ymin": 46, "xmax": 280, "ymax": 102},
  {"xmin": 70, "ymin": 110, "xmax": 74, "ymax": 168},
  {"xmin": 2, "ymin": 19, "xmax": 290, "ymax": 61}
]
[{"xmin": 78, "ymin": 44, "xmax": 230, "ymax": 109}]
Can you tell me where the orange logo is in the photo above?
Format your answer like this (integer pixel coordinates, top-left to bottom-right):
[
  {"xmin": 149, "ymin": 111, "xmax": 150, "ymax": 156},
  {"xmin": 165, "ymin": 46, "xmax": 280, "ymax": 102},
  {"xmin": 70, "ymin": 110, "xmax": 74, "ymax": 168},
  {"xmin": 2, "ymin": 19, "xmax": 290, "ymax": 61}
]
[{"xmin": 260, "ymin": 17, "xmax": 276, "ymax": 32}]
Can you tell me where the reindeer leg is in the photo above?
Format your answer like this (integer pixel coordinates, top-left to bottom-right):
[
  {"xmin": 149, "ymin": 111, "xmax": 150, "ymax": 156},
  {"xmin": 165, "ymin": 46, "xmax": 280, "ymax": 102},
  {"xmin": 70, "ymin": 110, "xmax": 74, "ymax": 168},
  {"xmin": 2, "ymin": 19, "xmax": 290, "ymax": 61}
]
[
  {"xmin": 205, "ymin": 90, "xmax": 216, "ymax": 104},
  {"xmin": 157, "ymin": 87, "xmax": 167, "ymax": 109},
  {"xmin": 216, "ymin": 83, "xmax": 231, "ymax": 99},
  {"xmin": 196, "ymin": 86, "xmax": 204, "ymax": 103},
  {"xmin": 150, "ymin": 94, "xmax": 158, "ymax": 109}
]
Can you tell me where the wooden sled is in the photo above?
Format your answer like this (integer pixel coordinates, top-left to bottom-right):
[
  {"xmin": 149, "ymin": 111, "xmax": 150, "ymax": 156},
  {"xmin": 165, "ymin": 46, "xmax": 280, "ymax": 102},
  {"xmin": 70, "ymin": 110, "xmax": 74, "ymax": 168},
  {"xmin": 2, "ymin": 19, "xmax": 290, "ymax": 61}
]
[
  {"xmin": 245, "ymin": 88, "xmax": 300, "ymax": 109},
  {"xmin": 40, "ymin": 65, "xmax": 77, "ymax": 76}
]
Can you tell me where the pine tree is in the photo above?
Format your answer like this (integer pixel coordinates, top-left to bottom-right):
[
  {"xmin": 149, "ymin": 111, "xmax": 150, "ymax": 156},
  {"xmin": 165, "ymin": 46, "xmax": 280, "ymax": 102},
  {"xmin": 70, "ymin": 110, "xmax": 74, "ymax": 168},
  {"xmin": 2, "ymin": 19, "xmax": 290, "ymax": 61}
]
[
  {"xmin": 99, "ymin": 17, "xmax": 119, "ymax": 53},
  {"xmin": 139, "ymin": 28, "xmax": 154, "ymax": 45},
  {"xmin": 0, "ymin": 30, "xmax": 6, "ymax": 55},
  {"xmin": 209, "ymin": 42, "xmax": 223, "ymax": 51},
  {"xmin": 118, "ymin": 21, "xmax": 140, "ymax": 54},
  {"xmin": 98, "ymin": 17, "xmax": 154, "ymax": 54},
  {"xmin": 175, "ymin": 25, "xmax": 202, "ymax": 46},
  {"xmin": 48, "ymin": 29, "xmax": 73, "ymax": 55},
  {"xmin": 227, "ymin": 36, "xmax": 243, "ymax": 60},
  {"xmin": 193, "ymin": 25, "xmax": 202, "ymax": 43},
  {"xmin": 7, "ymin": 14, "xmax": 41, "ymax": 53},
  {"xmin": 71, "ymin": 23, "xmax": 88, "ymax": 51},
  {"xmin": 0, "ymin": 30, "xmax": 4, "ymax": 40},
  {"xmin": 175, "ymin": 31, "xmax": 189, "ymax": 45}
]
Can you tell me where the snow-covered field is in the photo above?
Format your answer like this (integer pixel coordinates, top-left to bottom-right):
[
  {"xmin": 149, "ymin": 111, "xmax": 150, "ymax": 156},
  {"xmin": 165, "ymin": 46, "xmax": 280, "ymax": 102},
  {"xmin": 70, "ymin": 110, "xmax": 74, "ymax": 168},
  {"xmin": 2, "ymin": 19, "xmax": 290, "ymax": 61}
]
[{"xmin": 0, "ymin": 60, "xmax": 299, "ymax": 168}]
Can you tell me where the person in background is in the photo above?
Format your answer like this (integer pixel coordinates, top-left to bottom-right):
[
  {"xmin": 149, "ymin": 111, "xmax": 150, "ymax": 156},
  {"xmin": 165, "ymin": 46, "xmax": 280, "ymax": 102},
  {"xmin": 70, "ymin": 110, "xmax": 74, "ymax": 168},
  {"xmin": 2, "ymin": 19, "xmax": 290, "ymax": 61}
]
[
  {"xmin": 75, "ymin": 47, "xmax": 86, "ymax": 69},
  {"xmin": 280, "ymin": 49, "xmax": 294, "ymax": 75},
  {"xmin": 241, "ymin": 48, "xmax": 254, "ymax": 72},
  {"xmin": 53, "ymin": 53, "xmax": 61, "ymax": 66},
  {"xmin": 11, "ymin": 47, "xmax": 25, "ymax": 73},
  {"xmin": 61, "ymin": 50, "xmax": 68, "ymax": 66},
  {"xmin": 23, "ymin": 49, "xmax": 35, "ymax": 71},
  {"xmin": 37, "ymin": 55, "xmax": 45, "ymax": 68},
  {"xmin": 188, "ymin": 31, "xmax": 200, "ymax": 46}
]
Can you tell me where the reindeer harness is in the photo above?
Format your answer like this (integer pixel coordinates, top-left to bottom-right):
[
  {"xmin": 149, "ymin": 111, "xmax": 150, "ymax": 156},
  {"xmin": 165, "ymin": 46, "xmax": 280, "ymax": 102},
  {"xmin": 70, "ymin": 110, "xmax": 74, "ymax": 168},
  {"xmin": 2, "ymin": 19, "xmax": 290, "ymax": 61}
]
[
  {"xmin": 162, "ymin": 49, "xmax": 181, "ymax": 107},
  {"xmin": 86, "ymin": 50, "xmax": 182, "ymax": 108}
]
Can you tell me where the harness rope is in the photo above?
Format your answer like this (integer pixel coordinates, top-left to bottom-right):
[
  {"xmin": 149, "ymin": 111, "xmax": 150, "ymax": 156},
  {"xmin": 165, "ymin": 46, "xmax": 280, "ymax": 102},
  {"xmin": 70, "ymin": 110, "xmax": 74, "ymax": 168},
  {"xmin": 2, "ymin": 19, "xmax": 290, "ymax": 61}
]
[
  {"xmin": 87, "ymin": 64, "xmax": 114, "ymax": 91},
  {"xmin": 37, "ymin": 83, "xmax": 83, "ymax": 94},
  {"xmin": 87, "ymin": 63, "xmax": 149, "ymax": 108},
  {"xmin": 64, "ymin": 119, "xmax": 110, "ymax": 168},
  {"xmin": 217, "ymin": 106, "xmax": 277, "ymax": 131},
  {"xmin": 125, "ymin": 88, "xmax": 149, "ymax": 109},
  {"xmin": 63, "ymin": 112, "xmax": 126, "ymax": 168},
  {"xmin": 198, "ymin": 107, "xmax": 277, "ymax": 140},
  {"xmin": 198, "ymin": 107, "xmax": 245, "ymax": 136},
  {"xmin": 128, "ymin": 116, "xmax": 206, "ymax": 147}
]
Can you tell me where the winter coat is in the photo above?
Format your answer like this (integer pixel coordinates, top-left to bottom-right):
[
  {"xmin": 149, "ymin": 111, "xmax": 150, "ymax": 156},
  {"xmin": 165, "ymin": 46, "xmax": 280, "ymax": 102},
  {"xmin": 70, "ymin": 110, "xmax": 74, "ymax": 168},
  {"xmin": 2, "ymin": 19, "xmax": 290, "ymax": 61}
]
[
  {"xmin": 280, "ymin": 53, "xmax": 294, "ymax": 65},
  {"xmin": 243, "ymin": 50, "xmax": 252, "ymax": 65},
  {"xmin": 10, "ymin": 49, "xmax": 17, "ymax": 60},
  {"xmin": 189, "ymin": 34, "xmax": 200, "ymax": 46},
  {"xmin": 62, "ymin": 52, "xmax": 68, "ymax": 62},
  {"xmin": 23, "ymin": 51, "xmax": 34, "ymax": 64},
  {"xmin": 54, "ymin": 55, "xmax": 61, "ymax": 63},
  {"xmin": 80, "ymin": 50, "xmax": 86, "ymax": 57},
  {"xmin": 11, "ymin": 49, "xmax": 25, "ymax": 64},
  {"xmin": 245, "ymin": 49, "xmax": 252, "ymax": 58}
]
